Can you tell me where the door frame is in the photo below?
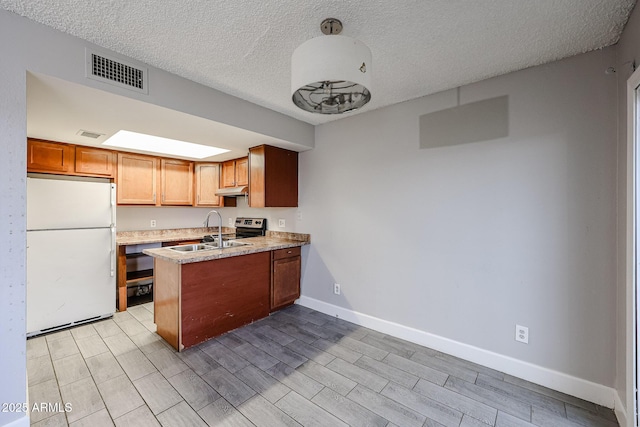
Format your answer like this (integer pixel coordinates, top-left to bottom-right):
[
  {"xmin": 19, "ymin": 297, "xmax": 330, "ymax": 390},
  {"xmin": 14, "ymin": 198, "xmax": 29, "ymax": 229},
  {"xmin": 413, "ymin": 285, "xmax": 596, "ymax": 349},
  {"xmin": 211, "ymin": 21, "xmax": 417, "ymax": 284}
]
[{"xmin": 626, "ymin": 65, "xmax": 640, "ymax": 427}]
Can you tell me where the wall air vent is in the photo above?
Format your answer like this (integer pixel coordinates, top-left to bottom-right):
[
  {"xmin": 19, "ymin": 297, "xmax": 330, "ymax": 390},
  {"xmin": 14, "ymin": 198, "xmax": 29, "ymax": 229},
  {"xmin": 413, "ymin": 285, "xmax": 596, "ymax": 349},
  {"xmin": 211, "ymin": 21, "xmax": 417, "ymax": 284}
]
[{"xmin": 85, "ymin": 48, "xmax": 148, "ymax": 94}]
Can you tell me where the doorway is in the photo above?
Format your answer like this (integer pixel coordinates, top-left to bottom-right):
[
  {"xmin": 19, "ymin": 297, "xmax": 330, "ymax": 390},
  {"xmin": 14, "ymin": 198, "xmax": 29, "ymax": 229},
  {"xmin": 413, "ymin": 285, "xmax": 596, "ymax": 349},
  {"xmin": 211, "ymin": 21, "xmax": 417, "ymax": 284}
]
[{"xmin": 629, "ymin": 64, "xmax": 640, "ymax": 427}]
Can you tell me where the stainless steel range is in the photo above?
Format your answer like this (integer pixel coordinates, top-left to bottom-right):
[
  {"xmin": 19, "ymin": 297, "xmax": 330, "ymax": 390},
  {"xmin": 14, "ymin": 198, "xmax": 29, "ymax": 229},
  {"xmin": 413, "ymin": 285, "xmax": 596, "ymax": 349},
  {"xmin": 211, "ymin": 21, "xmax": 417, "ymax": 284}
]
[
  {"xmin": 203, "ymin": 216, "xmax": 267, "ymax": 244},
  {"xmin": 234, "ymin": 217, "xmax": 267, "ymax": 239}
]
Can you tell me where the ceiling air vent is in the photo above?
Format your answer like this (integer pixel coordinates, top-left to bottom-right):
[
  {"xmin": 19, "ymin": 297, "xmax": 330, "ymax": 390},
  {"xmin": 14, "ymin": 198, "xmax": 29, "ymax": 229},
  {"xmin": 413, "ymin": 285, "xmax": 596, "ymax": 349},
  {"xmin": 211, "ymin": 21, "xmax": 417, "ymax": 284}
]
[
  {"xmin": 76, "ymin": 130, "xmax": 104, "ymax": 139},
  {"xmin": 85, "ymin": 48, "xmax": 148, "ymax": 94}
]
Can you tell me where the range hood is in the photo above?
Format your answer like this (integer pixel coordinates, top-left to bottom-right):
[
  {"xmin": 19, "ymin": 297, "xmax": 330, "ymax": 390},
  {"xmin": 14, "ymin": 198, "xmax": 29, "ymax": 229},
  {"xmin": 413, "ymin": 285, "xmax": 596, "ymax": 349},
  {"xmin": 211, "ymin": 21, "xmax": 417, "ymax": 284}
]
[{"xmin": 215, "ymin": 186, "xmax": 248, "ymax": 197}]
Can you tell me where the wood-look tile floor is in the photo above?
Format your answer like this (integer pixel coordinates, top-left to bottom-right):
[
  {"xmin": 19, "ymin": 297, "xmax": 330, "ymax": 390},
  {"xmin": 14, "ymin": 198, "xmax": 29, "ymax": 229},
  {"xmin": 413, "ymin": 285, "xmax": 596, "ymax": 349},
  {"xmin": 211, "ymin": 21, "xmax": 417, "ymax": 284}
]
[{"xmin": 26, "ymin": 304, "xmax": 619, "ymax": 427}]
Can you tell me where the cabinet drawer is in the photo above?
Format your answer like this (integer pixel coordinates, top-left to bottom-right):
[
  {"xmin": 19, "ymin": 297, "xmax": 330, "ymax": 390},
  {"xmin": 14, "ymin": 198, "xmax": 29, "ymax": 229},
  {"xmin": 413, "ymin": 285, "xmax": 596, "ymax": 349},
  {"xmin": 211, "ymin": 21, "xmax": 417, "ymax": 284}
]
[{"xmin": 272, "ymin": 246, "xmax": 300, "ymax": 260}]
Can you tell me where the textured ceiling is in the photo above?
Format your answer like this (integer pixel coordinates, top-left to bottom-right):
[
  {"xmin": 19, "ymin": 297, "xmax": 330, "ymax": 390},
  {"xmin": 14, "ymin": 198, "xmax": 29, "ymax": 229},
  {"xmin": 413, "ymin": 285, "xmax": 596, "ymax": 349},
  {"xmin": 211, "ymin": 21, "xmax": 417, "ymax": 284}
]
[{"xmin": 1, "ymin": 0, "xmax": 637, "ymax": 125}]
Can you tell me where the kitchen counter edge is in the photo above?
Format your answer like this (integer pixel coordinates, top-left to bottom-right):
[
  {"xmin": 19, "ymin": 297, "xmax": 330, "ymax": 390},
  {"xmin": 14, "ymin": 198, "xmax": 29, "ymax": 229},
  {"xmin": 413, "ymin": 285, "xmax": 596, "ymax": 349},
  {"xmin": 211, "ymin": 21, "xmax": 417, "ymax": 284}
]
[
  {"xmin": 116, "ymin": 227, "xmax": 235, "ymax": 246},
  {"xmin": 142, "ymin": 236, "xmax": 309, "ymax": 264}
]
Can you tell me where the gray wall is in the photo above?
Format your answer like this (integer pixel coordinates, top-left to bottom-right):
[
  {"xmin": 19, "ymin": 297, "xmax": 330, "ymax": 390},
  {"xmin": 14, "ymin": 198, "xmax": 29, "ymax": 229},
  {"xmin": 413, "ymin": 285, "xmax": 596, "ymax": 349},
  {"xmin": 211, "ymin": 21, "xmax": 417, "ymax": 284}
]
[
  {"xmin": 0, "ymin": 9, "xmax": 312, "ymax": 426},
  {"xmin": 0, "ymin": 6, "xmax": 629, "ymax": 425},
  {"xmin": 615, "ymin": 2, "xmax": 640, "ymax": 419},
  {"xmin": 298, "ymin": 47, "xmax": 618, "ymax": 386}
]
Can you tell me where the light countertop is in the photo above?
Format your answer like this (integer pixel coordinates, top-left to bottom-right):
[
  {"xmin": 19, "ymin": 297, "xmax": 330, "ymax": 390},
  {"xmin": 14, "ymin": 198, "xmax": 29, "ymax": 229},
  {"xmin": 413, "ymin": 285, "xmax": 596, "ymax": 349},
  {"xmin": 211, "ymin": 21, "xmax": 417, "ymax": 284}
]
[
  {"xmin": 116, "ymin": 227, "xmax": 235, "ymax": 246},
  {"xmin": 142, "ymin": 233, "xmax": 310, "ymax": 264}
]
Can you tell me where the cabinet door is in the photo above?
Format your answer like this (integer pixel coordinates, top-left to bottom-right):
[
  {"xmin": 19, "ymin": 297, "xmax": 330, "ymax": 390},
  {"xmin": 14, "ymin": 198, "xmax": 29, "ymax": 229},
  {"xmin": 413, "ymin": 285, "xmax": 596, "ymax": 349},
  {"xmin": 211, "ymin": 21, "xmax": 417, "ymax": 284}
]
[
  {"xmin": 194, "ymin": 163, "xmax": 222, "ymax": 206},
  {"xmin": 75, "ymin": 146, "xmax": 116, "ymax": 177},
  {"xmin": 271, "ymin": 254, "xmax": 301, "ymax": 311},
  {"xmin": 117, "ymin": 153, "xmax": 158, "ymax": 205},
  {"xmin": 161, "ymin": 159, "xmax": 193, "ymax": 205},
  {"xmin": 249, "ymin": 145, "xmax": 298, "ymax": 208},
  {"xmin": 27, "ymin": 139, "xmax": 75, "ymax": 174},
  {"xmin": 235, "ymin": 157, "xmax": 249, "ymax": 186},
  {"xmin": 221, "ymin": 160, "xmax": 236, "ymax": 187}
]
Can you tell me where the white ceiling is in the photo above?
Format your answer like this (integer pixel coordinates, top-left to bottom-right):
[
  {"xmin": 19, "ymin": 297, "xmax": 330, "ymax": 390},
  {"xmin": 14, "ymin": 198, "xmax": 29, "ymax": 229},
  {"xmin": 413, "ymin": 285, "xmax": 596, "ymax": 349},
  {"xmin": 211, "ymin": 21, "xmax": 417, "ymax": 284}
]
[
  {"xmin": 3, "ymin": 0, "xmax": 638, "ymax": 157},
  {"xmin": 26, "ymin": 72, "xmax": 299, "ymax": 161}
]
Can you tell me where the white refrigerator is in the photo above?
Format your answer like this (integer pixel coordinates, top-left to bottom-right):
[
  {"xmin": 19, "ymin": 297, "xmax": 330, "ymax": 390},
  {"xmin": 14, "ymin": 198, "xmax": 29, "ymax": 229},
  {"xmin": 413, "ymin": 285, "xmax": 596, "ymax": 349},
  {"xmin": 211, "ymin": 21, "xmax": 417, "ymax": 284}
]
[{"xmin": 27, "ymin": 176, "xmax": 116, "ymax": 337}]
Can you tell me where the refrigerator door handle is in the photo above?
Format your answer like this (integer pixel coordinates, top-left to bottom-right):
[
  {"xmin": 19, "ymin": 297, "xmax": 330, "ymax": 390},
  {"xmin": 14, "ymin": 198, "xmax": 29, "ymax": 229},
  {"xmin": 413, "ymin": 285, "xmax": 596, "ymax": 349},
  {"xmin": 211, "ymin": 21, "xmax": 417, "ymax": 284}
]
[
  {"xmin": 110, "ymin": 226, "xmax": 116, "ymax": 277},
  {"xmin": 110, "ymin": 184, "xmax": 117, "ymax": 226}
]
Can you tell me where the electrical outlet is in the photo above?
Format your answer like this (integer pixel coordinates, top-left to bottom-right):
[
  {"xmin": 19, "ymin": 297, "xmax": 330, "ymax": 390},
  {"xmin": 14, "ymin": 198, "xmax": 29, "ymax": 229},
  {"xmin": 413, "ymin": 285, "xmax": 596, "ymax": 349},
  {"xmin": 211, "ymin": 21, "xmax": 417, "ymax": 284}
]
[
  {"xmin": 333, "ymin": 283, "xmax": 341, "ymax": 295},
  {"xmin": 228, "ymin": 218, "xmax": 233, "ymax": 226},
  {"xmin": 297, "ymin": 210, "xmax": 302, "ymax": 221},
  {"xmin": 515, "ymin": 324, "xmax": 529, "ymax": 344},
  {"xmin": 278, "ymin": 219, "xmax": 286, "ymax": 227},
  {"xmin": 150, "ymin": 220, "xmax": 156, "ymax": 228}
]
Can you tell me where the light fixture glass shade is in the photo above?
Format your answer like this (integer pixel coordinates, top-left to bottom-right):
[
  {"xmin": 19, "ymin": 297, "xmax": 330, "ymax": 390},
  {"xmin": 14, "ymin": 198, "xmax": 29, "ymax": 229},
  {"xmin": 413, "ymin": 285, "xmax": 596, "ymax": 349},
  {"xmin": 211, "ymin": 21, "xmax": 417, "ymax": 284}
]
[{"xmin": 291, "ymin": 35, "xmax": 371, "ymax": 114}]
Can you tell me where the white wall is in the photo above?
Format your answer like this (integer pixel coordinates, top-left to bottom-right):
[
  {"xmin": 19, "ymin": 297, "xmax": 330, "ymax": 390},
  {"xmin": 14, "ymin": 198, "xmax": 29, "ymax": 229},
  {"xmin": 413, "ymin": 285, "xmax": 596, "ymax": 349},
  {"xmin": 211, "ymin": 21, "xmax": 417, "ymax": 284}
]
[
  {"xmin": 615, "ymin": 2, "xmax": 640, "ymax": 424},
  {"xmin": 0, "ymin": 9, "xmax": 312, "ymax": 427},
  {"xmin": 299, "ymin": 47, "xmax": 618, "ymax": 396}
]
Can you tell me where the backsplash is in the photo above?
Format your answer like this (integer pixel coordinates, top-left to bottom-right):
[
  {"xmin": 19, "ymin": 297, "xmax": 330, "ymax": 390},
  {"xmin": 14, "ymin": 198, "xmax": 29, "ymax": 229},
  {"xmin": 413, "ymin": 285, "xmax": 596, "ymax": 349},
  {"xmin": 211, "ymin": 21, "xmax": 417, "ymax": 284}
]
[{"xmin": 116, "ymin": 198, "xmax": 299, "ymax": 232}]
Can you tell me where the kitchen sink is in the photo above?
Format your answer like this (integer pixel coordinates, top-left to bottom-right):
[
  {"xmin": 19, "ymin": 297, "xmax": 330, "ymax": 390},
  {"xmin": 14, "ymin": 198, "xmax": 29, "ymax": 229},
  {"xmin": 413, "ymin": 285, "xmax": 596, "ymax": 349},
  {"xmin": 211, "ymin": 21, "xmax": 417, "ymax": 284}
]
[
  {"xmin": 167, "ymin": 244, "xmax": 214, "ymax": 252},
  {"xmin": 166, "ymin": 241, "xmax": 251, "ymax": 253},
  {"xmin": 207, "ymin": 240, "xmax": 251, "ymax": 249}
]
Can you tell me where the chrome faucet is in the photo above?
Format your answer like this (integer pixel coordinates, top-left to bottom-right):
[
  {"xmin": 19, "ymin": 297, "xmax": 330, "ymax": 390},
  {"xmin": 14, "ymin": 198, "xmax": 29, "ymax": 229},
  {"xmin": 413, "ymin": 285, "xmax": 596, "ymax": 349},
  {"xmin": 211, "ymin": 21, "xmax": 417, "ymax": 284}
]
[{"xmin": 203, "ymin": 210, "xmax": 223, "ymax": 248}]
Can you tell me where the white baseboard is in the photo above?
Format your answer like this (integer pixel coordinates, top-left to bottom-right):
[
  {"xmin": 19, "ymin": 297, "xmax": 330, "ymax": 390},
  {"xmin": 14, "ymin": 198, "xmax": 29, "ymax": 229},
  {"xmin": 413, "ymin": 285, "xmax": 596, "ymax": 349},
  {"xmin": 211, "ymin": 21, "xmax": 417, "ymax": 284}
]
[
  {"xmin": 1, "ymin": 415, "xmax": 29, "ymax": 427},
  {"xmin": 298, "ymin": 296, "xmax": 616, "ymax": 408},
  {"xmin": 614, "ymin": 390, "xmax": 629, "ymax": 427}
]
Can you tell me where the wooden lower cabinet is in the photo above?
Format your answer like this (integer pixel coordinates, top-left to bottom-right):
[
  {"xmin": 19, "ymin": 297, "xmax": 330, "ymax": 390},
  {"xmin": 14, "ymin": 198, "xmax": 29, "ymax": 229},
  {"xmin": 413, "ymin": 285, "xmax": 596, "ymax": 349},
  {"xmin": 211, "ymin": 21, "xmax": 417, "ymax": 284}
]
[
  {"xmin": 154, "ymin": 252, "xmax": 271, "ymax": 350},
  {"xmin": 271, "ymin": 247, "xmax": 301, "ymax": 311}
]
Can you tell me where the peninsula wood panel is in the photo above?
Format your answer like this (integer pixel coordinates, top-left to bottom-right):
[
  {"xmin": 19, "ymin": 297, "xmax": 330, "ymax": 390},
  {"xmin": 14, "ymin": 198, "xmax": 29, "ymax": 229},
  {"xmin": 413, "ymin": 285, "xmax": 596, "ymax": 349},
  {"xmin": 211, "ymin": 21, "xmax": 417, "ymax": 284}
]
[
  {"xmin": 116, "ymin": 152, "xmax": 158, "ymax": 205},
  {"xmin": 75, "ymin": 146, "xmax": 116, "ymax": 177},
  {"xmin": 161, "ymin": 159, "xmax": 193, "ymax": 205},
  {"xmin": 180, "ymin": 252, "xmax": 270, "ymax": 348},
  {"xmin": 154, "ymin": 259, "xmax": 181, "ymax": 351},
  {"xmin": 27, "ymin": 138, "xmax": 75, "ymax": 174}
]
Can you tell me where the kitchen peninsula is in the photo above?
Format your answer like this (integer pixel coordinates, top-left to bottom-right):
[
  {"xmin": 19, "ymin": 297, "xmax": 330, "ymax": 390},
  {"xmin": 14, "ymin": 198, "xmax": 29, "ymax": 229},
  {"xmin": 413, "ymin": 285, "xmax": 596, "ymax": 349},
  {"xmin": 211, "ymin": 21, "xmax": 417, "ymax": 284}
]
[{"xmin": 142, "ymin": 231, "xmax": 309, "ymax": 351}]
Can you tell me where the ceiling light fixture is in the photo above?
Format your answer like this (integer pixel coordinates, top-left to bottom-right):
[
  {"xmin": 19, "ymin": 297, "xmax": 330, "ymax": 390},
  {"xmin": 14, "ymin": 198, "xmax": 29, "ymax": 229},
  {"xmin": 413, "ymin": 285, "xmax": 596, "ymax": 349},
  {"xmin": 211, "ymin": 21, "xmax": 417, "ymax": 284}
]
[
  {"xmin": 291, "ymin": 18, "xmax": 372, "ymax": 115},
  {"xmin": 103, "ymin": 130, "xmax": 229, "ymax": 159}
]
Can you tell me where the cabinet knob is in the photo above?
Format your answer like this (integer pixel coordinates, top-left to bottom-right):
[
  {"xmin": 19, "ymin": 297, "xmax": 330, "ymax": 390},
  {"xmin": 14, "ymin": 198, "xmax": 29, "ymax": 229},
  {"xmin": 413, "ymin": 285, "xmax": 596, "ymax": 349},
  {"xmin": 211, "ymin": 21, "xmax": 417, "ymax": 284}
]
[{"xmin": 287, "ymin": 250, "xmax": 292, "ymax": 254}]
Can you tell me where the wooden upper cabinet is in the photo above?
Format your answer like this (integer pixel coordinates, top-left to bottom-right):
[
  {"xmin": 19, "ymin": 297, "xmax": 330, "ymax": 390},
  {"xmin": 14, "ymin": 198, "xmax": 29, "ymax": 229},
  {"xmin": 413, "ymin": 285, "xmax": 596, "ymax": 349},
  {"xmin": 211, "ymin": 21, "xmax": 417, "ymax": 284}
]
[
  {"xmin": 249, "ymin": 145, "xmax": 298, "ymax": 207},
  {"xmin": 236, "ymin": 157, "xmax": 249, "ymax": 186},
  {"xmin": 27, "ymin": 139, "xmax": 75, "ymax": 174},
  {"xmin": 194, "ymin": 163, "xmax": 222, "ymax": 207},
  {"xmin": 116, "ymin": 152, "xmax": 158, "ymax": 205},
  {"xmin": 75, "ymin": 146, "xmax": 116, "ymax": 177},
  {"xmin": 161, "ymin": 159, "xmax": 193, "ymax": 205},
  {"xmin": 221, "ymin": 160, "xmax": 236, "ymax": 188},
  {"xmin": 27, "ymin": 139, "xmax": 117, "ymax": 178},
  {"xmin": 221, "ymin": 157, "xmax": 248, "ymax": 187}
]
